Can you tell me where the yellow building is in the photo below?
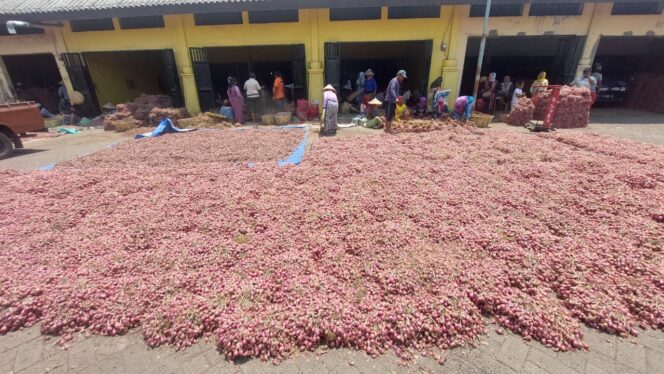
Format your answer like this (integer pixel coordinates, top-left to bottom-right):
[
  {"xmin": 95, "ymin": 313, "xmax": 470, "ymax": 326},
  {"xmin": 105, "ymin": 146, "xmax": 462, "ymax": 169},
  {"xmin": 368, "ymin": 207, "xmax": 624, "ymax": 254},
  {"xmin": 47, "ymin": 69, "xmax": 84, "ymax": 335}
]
[{"xmin": 0, "ymin": 1, "xmax": 662, "ymax": 116}]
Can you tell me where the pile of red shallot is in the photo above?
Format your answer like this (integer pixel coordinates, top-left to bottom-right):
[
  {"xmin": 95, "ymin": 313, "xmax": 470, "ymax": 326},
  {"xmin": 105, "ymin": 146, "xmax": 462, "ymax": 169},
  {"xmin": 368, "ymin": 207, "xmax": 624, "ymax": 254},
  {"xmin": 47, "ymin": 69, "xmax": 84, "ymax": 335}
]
[
  {"xmin": 59, "ymin": 129, "xmax": 303, "ymax": 169},
  {"xmin": 0, "ymin": 127, "xmax": 662, "ymax": 364},
  {"xmin": 391, "ymin": 118, "xmax": 474, "ymax": 134}
]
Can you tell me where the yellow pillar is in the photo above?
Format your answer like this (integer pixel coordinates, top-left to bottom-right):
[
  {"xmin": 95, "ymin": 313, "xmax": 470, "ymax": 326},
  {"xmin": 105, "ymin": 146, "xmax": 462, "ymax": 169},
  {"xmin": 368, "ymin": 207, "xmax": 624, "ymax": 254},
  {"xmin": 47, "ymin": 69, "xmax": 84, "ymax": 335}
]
[
  {"xmin": 53, "ymin": 27, "xmax": 75, "ymax": 96},
  {"xmin": 575, "ymin": 3, "xmax": 606, "ymax": 80},
  {"xmin": 441, "ymin": 5, "xmax": 463, "ymax": 102},
  {"xmin": 0, "ymin": 58, "xmax": 14, "ymax": 101},
  {"xmin": 173, "ymin": 15, "xmax": 201, "ymax": 114},
  {"xmin": 308, "ymin": 10, "xmax": 324, "ymax": 105}
]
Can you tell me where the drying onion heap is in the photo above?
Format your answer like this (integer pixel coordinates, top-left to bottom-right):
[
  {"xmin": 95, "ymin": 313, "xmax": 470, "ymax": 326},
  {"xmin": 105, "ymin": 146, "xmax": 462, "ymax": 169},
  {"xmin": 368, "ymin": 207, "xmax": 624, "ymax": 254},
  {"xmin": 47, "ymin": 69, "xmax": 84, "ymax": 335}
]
[{"xmin": 0, "ymin": 127, "xmax": 662, "ymax": 364}]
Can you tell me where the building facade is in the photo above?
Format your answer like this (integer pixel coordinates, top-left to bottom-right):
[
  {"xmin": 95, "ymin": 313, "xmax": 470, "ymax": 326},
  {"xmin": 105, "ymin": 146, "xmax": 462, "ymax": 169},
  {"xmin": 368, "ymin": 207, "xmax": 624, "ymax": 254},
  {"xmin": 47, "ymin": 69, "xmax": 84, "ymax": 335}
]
[{"xmin": 0, "ymin": 1, "xmax": 662, "ymax": 116}]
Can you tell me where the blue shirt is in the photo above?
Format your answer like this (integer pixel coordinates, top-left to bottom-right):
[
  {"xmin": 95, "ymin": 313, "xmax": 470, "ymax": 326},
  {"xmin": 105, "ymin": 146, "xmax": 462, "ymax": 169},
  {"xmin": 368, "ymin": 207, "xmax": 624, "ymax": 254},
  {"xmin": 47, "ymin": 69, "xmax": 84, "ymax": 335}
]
[
  {"xmin": 363, "ymin": 78, "xmax": 377, "ymax": 93},
  {"xmin": 385, "ymin": 78, "xmax": 400, "ymax": 104}
]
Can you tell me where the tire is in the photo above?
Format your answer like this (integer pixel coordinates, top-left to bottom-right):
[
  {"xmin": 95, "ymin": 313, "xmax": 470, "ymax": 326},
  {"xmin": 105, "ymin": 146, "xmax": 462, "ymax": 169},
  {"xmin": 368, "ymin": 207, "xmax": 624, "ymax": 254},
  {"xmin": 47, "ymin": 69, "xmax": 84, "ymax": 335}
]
[{"xmin": 0, "ymin": 132, "xmax": 14, "ymax": 160}]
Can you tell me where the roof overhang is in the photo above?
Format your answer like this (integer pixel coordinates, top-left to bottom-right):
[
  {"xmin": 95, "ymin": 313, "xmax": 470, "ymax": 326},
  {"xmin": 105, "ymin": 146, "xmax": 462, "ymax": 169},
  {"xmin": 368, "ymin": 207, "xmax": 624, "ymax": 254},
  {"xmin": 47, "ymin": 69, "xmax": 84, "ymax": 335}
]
[{"xmin": 0, "ymin": 1, "xmax": 642, "ymax": 23}]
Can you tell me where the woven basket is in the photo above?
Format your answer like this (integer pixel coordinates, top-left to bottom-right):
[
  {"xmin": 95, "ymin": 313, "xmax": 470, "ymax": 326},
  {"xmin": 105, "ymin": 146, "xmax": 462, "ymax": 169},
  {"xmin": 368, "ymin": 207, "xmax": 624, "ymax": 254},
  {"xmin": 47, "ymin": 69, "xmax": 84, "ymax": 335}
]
[
  {"xmin": 471, "ymin": 112, "xmax": 494, "ymax": 128},
  {"xmin": 274, "ymin": 112, "xmax": 291, "ymax": 126},
  {"xmin": 261, "ymin": 114, "xmax": 275, "ymax": 126}
]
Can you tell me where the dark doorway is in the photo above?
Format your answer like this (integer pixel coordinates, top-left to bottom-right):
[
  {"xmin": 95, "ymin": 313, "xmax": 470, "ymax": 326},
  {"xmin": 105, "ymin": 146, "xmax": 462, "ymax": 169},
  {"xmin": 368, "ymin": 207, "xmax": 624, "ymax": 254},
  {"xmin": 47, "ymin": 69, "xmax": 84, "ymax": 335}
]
[
  {"xmin": 593, "ymin": 36, "xmax": 664, "ymax": 110},
  {"xmin": 83, "ymin": 49, "xmax": 183, "ymax": 108},
  {"xmin": 192, "ymin": 44, "xmax": 307, "ymax": 112},
  {"xmin": 325, "ymin": 40, "xmax": 434, "ymax": 102},
  {"xmin": 2, "ymin": 53, "xmax": 63, "ymax": 114},
  {"xmin": 460, "ymin": 36, "xmax": 585, "ymax": 96}
]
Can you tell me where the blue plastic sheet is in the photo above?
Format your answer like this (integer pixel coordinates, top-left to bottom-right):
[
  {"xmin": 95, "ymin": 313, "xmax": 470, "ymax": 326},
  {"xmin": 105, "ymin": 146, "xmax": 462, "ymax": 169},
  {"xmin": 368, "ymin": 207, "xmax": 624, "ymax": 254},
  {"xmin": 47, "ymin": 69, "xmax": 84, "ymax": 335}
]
[
  {"xmin": 56, "ymin": 127, "xmax": 80, "ymax": 134},
  {"xmin": 134, "ymin": 118, "xmax": 196, "ymax": 139},
  {"xmin": 277, "ymin": 125, "xmax": 308, "ymax": 166},
  {"xmin": 231, "ymin": 125, "xmax": 308, "ymax": 167}
]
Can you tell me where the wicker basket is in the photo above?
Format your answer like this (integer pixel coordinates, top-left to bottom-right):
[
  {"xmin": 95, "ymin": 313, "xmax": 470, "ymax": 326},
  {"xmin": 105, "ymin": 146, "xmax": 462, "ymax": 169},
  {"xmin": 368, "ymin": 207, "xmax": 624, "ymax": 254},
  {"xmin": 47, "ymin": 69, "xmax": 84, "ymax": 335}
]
[
  {"xmin": 261, "ymin": 114, "xmax": 275, "ymax": 126},
  {"xmin": 274, "ymin": 112, "xmax": 291, "ymax": 126},
  {"xmin": 471, "ymin": 112, "xmax": 494, "ymax": 128}
]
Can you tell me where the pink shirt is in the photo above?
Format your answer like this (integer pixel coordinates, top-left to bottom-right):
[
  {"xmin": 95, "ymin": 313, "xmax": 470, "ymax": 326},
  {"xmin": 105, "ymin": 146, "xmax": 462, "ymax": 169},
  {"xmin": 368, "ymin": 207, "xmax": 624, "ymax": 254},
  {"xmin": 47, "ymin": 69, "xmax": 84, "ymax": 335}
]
[{"xmin": 323, "ymin": 91, "xmax": 338, "ymax": 109}]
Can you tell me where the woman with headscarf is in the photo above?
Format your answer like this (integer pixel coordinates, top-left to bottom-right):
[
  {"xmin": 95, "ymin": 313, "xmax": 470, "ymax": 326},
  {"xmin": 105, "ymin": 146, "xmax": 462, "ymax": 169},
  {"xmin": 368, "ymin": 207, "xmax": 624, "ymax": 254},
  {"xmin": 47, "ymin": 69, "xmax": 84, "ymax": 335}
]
[
  {"xmin": 321, "ymin": 84, "xmax": 339, "ymax": 136},
  {"xmin": 480, "ymin": 72, "xmax": 497, "ymax": 114},
  {"xmin": 434, "ymin": 89, "xmax": 451, "ymax": 118},
  {"xmin": 227, "ymin": 76, "xmax": 245, "ymax": 125},
  {"xmin": 452, "ymin": 96, "xmax": 475, "ymax": 121},
  {"xmin": 530, "ymin": 71, "xmax": 549, "ymax": 95}
]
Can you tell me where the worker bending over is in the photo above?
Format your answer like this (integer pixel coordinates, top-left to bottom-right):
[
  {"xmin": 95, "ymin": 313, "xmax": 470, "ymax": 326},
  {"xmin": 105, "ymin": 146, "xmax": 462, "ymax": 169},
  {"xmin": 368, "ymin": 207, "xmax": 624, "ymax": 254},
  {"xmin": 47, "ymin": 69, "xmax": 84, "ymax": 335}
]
[{"xmin": 451, "ymin": 96, "xmax": 475, "ymax": 121}]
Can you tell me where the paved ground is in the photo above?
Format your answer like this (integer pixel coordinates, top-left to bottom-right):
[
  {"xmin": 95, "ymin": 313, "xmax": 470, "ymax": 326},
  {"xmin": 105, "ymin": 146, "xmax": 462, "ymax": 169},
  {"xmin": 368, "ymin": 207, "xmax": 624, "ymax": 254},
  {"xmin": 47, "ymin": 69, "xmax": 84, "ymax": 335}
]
[
  {"xmin": 1, "ymin": 323, "xmax": 662, "ymax": 373},
  {"xmin": 1, "ymin": 108, "xmax": 663, "ymax": 373},
  {"xmin": 0, "ymin": 129, "xmax": 127, "ymax": 171},
  {"xmin": 487, "ymin": 108, "xmax": 664, "ymax": 145}
]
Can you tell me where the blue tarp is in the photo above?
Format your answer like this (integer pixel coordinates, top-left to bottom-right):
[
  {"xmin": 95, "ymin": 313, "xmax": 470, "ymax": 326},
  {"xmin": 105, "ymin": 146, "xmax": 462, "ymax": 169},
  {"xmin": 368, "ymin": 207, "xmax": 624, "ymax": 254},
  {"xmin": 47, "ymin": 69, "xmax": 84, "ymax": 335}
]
[
  {"xmin": 234, "ymin": 125, "xmax": 308, "ymax": 166},
  {"xmin": 134, "ymin": 118, "xmax": 196, "ymax": 139},
  {"xmin": 277, "ymin": 125, "xmax": 308, "ymax": 166}
]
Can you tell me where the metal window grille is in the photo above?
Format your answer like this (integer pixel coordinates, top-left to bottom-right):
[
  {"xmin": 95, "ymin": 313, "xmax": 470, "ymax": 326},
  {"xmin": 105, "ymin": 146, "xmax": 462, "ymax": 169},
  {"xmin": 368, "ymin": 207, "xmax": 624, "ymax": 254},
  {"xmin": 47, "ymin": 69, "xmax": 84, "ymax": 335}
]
[
  {"xmin": 70, "ymin": 18, "xmax": 114, "ymax": 32},
  {"xmin": 248, "ymin": 10, "xmax": 299, "ymax": 24},
  {"xmin": 119, "ymin": 16, "xmax": 164, "ymax": 30},
  {"xmin": 611, "ymin": 1, "xmax": 662, "ymax": 15},
  {"xmin": 529, "ymin": 3, "xmax": 583, "ymax": 16},
  {"xmin": 470, "ymin": 4, "xmax": 523, "ymax": 17},
  {"xmin": 194, "ymin": 12, "xmax": 243, "ymax": 26},
  {"xmin": 330, "ymin": 7, "xmax": 381, "ymax": 21},
  {"xmin": 388, "ymin": 6, "xmax": 440, "ymax": 19}
]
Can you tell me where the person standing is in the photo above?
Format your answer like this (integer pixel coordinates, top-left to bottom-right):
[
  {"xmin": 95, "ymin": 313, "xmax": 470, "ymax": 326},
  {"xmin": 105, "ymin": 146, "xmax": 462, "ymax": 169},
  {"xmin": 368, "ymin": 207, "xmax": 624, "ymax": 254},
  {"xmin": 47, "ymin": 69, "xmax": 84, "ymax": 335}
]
[
  {"xmin": 571, "ymin": 67, "xmax": 597, "ymax": 104},
  {"xmin": 385, "ymin": 70, "xmax": 407, "ymax": 133},
  {"xmin": 57, "ymin": 81, "xmax": 69, "ymax": 113},
  {"xmin": 363, "ymin": 69, "xmax": 377, "ymax": 98},
  {"xmin": 272, "ymin": 71, "xmax": 285, "ymax": 112},
  {"xmin": 355, "ymin": 71, "xmax": 366, "ymax": 106},
  {"xmin": 227, "ymin": 76, "xmax": 245, "ymax": 125},
  {"xmin": 592, "ymin": 63, "xmax": 603, "ymax": 90},
  {"xmin": 243, "ymin": 73, "xmax": 261, "ymax": 123},
  {"xmin": 321, "ymin": 84, "xmax": 338, "ymax": 136}
]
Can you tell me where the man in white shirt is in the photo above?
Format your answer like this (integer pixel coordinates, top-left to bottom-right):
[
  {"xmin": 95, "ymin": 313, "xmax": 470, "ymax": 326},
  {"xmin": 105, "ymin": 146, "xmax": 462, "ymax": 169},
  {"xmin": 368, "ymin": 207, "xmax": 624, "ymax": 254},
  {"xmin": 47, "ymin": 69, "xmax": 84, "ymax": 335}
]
[
  {"xmin": 592, "ymin": 63, "xmax": 603, "ymax": 90},
  {"xmin": 571, "ymin": 67, "xmax": 598, "ymax": 104},
  {"xmin": 243, "ymin": 73, "xmax": 261, "ymax": 123},
  {"xmin": 511, "ymin": 80, "xmax": 525, "ymax": 110}
]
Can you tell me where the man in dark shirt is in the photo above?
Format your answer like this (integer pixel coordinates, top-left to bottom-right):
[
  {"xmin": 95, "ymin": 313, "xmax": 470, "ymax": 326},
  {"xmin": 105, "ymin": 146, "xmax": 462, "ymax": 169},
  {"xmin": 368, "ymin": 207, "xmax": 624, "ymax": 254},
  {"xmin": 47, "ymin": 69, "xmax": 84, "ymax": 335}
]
[{"xmin": 385, "ymin": 70, "xmax": 407, "ymax": 134}]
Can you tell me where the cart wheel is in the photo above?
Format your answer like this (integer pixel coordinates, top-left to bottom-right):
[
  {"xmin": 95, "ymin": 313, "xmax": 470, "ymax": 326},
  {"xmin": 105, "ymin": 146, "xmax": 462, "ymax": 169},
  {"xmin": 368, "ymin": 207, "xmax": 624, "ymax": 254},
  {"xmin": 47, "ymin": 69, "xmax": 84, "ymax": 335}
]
[{"xmin": 0, "ymin": 132, "xmax": 14, "ymax": 159}]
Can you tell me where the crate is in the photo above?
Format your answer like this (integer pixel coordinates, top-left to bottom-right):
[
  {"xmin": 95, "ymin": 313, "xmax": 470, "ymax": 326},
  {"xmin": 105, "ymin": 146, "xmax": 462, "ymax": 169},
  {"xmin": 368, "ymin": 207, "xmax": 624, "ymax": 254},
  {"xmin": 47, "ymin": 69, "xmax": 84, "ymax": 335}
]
[
  {"xmin": 471, "ymin": 111, "xmax": 494, "ymax": 128},
  {"xmin": 274, "ymin": 112, "xmax": 291, "ymax": 126},
  {"xmin": 261, "ymin": 114, "xmax": 275, "ymax": 126}
]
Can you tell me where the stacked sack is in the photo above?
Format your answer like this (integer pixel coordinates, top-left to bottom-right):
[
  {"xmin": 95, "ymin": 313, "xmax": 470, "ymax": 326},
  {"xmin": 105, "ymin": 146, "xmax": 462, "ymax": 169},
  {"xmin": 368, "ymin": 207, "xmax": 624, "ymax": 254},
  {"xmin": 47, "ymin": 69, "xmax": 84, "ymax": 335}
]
[
  {"xmin": 532, "ymin": 91, "xmax": 551, "ymax": 121},
  {"xmin": 148, "ymin": 107, "xmax": 190, "ymax": 126},
  {"xmin": 552, "ymin": 86, "xmax": 592, "ymax": 128},
  {"xmin": 505, "ymin": 98, "xmax": 535, "ymax": 126},
  {"xmin": 628, "ymin": 74, "xmax": 664, "ymax": 113}
]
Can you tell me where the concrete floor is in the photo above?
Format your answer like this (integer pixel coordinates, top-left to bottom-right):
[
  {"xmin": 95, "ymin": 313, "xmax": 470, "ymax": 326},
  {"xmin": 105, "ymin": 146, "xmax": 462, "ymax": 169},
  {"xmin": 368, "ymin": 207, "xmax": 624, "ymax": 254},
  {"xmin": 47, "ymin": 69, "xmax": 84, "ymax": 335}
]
[
  {"xmin": 0, "ymin": 129, "xmax": 128, "ymax": 171},
  {"xmin": 0, "ymin": 108, "xmax": 663, "ymax": 373}
]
